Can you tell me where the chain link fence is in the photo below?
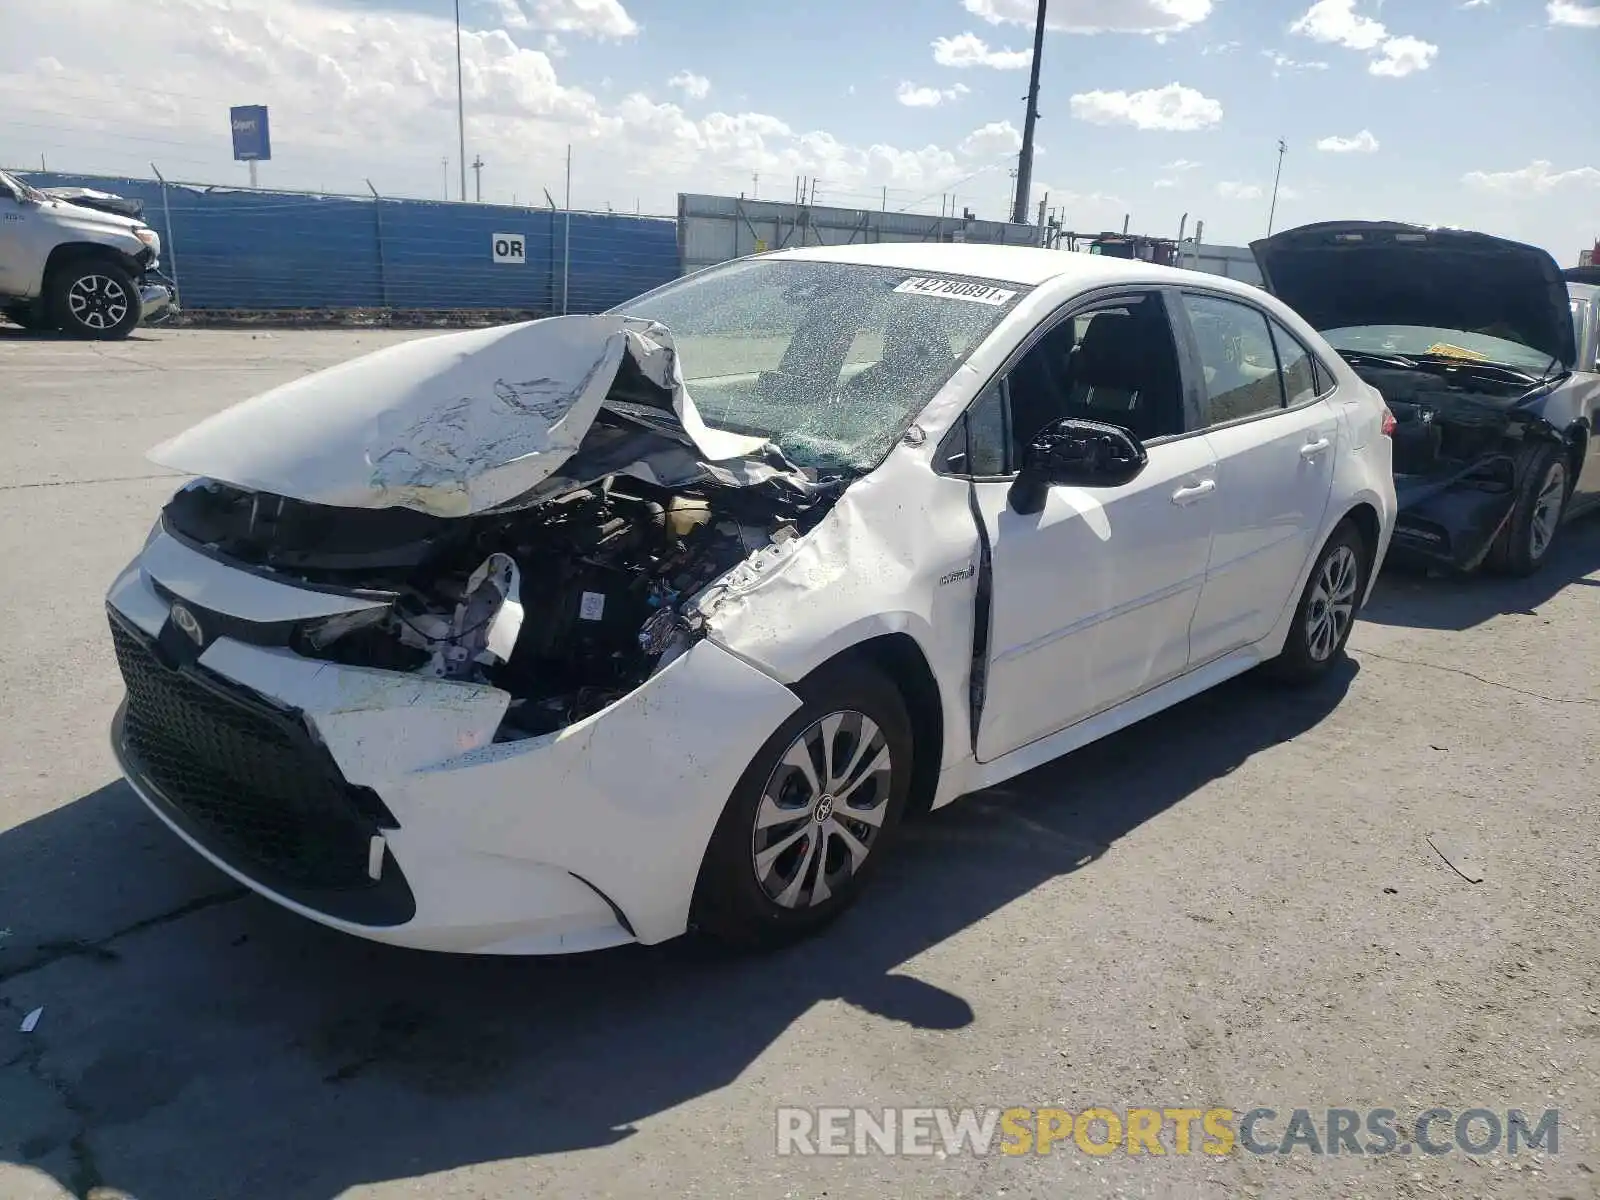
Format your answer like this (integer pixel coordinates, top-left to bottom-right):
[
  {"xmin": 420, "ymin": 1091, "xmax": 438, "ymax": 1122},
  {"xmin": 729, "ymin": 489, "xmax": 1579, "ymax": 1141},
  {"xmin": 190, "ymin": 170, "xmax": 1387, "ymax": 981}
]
[{"xmin": 12, "ymin": 169, "xmax": 680, "ymax": 324}]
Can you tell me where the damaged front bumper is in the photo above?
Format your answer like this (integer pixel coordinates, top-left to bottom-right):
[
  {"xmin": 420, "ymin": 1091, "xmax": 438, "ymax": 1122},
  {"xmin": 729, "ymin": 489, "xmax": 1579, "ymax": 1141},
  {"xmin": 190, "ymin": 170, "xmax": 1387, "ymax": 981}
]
[
  {"xmin": 1387, "ymin": 458, "xmax": 1518, "ymax": 571},
  {"xmin": 106, "ymin": 545, "xmax": 802, "ymax": 953}
]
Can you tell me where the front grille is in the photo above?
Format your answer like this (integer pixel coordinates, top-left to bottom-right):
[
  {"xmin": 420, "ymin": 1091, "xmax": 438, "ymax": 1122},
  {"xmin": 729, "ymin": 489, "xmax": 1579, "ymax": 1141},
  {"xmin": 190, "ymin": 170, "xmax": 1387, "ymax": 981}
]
[{"xmin": 110, "ymin": 611, "xmax": 381, "ymax": 890}]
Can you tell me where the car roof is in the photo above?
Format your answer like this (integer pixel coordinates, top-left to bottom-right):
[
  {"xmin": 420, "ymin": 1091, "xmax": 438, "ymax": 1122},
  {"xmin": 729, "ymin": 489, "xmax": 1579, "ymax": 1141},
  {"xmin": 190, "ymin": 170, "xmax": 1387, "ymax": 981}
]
[{"xmin": 766, "ymin": 240, "xmax": 1254, "ymax": 294}]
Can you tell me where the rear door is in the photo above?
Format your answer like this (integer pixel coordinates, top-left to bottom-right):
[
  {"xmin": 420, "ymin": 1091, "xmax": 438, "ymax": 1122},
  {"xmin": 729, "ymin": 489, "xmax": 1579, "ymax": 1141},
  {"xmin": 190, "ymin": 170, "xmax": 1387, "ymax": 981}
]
[{"xmin": 1178, "ymin": 291, "xmax": 1340, "ymax": 663}]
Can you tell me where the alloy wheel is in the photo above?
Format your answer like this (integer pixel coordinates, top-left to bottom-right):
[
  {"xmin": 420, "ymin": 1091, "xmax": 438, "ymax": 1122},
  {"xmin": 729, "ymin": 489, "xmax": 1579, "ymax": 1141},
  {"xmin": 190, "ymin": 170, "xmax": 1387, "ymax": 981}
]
[
  {"xmin": 1529, "ymin": 461, "xmax": 1566, "ymax": 561},
  {"xmin": 750, "ymin": 710, "xmax": 893, "ymax": 909},
  {"xmin": 67, "ymin": 274, "xmax": 130, "ymax": 331},
  {"xmin": 1305, "ymin": 544, "xmax": 1359, "ymax": 663}
]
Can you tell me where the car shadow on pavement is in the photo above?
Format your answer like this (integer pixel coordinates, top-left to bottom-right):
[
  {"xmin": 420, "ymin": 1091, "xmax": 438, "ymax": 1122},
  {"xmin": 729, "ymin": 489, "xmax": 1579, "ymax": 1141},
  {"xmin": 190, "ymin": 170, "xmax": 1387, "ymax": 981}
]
[
  {"xmin": 1362, "ymin": 513, "xmax": 1600, "ymax": 633},
  {"xmin": 0, "ymin": 661, "xmax": 1356, "ymax": 1199}
]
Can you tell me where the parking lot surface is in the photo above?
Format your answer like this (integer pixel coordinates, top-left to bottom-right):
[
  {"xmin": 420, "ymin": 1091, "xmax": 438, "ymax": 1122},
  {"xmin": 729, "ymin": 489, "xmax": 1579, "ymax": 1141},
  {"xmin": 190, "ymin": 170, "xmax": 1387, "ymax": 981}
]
[{"xmin": 1, "ymin": 326, "xmax": 1597, "ymax": 1200}]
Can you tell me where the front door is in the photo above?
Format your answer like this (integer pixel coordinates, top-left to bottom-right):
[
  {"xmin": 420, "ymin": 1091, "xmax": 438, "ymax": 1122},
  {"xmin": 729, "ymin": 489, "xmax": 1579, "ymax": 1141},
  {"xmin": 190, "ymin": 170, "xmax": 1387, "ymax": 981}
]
[{"xmin": 968, "ymin": 290, "xmax": 1219, "ymax": 763}]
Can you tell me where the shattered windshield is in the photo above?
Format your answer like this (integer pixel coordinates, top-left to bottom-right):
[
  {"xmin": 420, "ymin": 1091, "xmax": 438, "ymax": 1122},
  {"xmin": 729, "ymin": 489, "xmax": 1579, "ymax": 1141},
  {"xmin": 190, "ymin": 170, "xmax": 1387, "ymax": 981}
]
[
  {"xmin": 1322, "ymin": 324, "xmax": 1556, "ymax": 375},
  {"xmin": 615, "ymin": 258, "xmax": 1027, "ymax": 472}
]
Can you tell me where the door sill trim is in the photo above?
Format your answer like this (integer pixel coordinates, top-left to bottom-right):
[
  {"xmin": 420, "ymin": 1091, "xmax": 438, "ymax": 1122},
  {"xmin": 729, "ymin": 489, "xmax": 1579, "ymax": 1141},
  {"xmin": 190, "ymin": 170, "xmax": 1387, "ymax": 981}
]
[{"xmin": 966, "ymin": 645, "xmax": 1266, "ymax": 786}]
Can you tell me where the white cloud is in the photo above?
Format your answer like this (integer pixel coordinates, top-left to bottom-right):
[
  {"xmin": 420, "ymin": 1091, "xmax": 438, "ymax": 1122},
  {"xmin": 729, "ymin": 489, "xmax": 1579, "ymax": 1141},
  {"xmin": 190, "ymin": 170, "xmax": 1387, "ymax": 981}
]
[
  {"xmin": 1154, "ymin": 178, "xmax": 1178, "ymax": 189},
  {"xmin": 0, "ymin": 0, "xmax": 1038, "ymax": 217},
  {"xmin": 961, "ymin": 0, "xmax": 1214, "ymax": 35},
  {"xmin": 496, "ymin": 0, "xmax": 639, "ymax": 38},
  {"xmin": 1069, "ymin": 83, "xmax": 1222, "ymax": 131},
  {"xmin": 1463, "ymin": 161, "xmax": 1600, "ymax": 195},
  {"xmin": 1548, "ymin": 0, "xmax": 1600, "ymax": 25},
  {"xmin": 1216, "ymin": 181, "xmax": 1264, "ymax": 200},
  {"xmin": 959, "ymin": 120, "xmax": 1024, "ymax": 158},
  {"xmin": 1461, "ymin": 0, "xmax": 1492, "ymax": 8},
  {"xmin": 666, "ymin": 70, "xmax": 709, "ymax": 99},
  {"xmin": 1264, "ymin": 50, "xmax": 1330, "ymax": 74},
  {"xmin": 1290, "ymin": 0, "xmax": 1386, "ymax": 48},
  {"xmin": 1289, "ymin": 1, "xmax": 1439, "ymax": 76},
  {"xmin": 1317, "ymin": 129, "xmax": 1380, "ymax": 152},
  {"xmin": 1369, "ymin": 35, "xmax": 1437, "ymax": 76},
  {"xmin": 1164, "ymin": 158, "xmax": 1202, "ymax": 171},
  {"xmin": 931, "ymin": 32, "xmax": 1032, "ymax": 68},
  {"xmin": 1201, "ymin": 40, "xmax": 1242, "ymax": 54},
  {"xmin": 896, "ymin": 81, "xmax": 970, "ymax": 107}
]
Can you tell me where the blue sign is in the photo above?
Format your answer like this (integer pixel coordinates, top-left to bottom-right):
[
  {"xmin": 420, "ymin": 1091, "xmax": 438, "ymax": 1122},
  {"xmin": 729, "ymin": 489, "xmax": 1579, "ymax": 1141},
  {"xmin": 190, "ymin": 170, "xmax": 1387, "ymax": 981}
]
[{"xmin": 230, "ymin": 105, "xmax": 271, "ymax": 162}]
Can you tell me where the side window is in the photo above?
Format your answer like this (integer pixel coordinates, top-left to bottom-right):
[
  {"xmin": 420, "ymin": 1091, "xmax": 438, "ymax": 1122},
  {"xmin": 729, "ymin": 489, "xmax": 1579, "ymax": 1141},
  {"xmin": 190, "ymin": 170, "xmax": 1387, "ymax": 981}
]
[
  {"xmin": 1003, "ymin": 292, "xmax": 1186, "ymax": 460},
  {"xmin": 1182, "ymin": 294, "xmax": 1286, "ymax": 425},
  {"xmin": 1267, "ymin": 319, "xmax": 1320, "ymax": 407}
]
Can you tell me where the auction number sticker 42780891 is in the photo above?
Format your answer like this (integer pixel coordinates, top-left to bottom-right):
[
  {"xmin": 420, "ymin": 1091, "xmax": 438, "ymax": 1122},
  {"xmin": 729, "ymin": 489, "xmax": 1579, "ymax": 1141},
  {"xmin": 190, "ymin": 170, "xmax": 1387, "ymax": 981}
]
[{"xmin": 894, "ymin": 277, "xmax": 1019, "ymax": 306}]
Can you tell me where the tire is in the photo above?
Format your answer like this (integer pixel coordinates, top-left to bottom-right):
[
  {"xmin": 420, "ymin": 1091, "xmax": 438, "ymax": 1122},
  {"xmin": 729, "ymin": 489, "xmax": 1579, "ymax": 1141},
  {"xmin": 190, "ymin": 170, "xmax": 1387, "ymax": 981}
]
[
  {"xmin": 46, "ymin": 259, "xmax": 142, "ymax": 340},
  {"xmin": 3, "ymin": 303, "xmax": 55, "ymax": 332},
  {"xmin": 1269, "ymin": 519, "xmax": 1367, "ymax": 684},
  {"xmin": 690, "ymin": 658, "xmax": 914, "ymax": 950},
  {"xmin": 1484, "ymin": 442, "xmax": 1567, "ymax": 578}
]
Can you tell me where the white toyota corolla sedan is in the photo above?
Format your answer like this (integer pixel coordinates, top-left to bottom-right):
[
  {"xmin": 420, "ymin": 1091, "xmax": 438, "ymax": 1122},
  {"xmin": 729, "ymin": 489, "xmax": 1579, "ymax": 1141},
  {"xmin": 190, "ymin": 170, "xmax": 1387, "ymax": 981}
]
[{"xmin": 106, "ymin": 243, "xmax": 1396, "ymax": 955}]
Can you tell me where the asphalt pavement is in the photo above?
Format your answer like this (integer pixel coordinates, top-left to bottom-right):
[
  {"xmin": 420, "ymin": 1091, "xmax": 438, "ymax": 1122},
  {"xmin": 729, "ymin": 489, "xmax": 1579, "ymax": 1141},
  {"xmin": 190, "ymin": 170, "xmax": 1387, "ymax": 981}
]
[{"xmin": 1, "ymin": 326, "xmax": 1596, "ymax": 1200}]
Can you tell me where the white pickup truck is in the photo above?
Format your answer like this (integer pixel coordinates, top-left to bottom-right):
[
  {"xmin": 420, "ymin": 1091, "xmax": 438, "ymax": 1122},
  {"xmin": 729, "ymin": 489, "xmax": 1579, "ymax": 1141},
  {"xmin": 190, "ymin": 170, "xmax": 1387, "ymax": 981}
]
[{"xmin": 0, "ymin": 168, "xmax": 175, "ymax": 339}]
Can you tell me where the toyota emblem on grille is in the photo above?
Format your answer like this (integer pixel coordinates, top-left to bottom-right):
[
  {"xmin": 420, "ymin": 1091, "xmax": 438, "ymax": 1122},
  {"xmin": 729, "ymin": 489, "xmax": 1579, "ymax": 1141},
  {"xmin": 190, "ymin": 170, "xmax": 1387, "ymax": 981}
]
[{"xmin": 170, "ymin": 602, "xmax": 204, "ymax": 647}]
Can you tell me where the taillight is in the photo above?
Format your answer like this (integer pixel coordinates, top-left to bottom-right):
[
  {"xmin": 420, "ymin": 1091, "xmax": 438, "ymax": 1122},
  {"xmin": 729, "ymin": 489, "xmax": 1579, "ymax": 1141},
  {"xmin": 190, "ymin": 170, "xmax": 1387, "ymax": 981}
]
[{"xmin": 1381, "ymin": 407, "xmax": 1397, "ymax": 437}]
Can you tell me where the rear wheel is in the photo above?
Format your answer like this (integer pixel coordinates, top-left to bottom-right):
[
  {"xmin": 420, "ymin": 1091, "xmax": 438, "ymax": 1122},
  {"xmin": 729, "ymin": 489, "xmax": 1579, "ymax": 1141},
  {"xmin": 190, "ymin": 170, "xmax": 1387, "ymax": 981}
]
[
  {"xmin": 47, "ymin": 259, "xmax": 142, "ymax": 340},
  {"xmin": 690, "ymin": 659, "xmax": 913, "ymax": 950},
  {"xmin": 1485, "ymin": 443, "xmax": 1567, "ymax": 577},
  {"xmin": 1269, "ymin": 519, "xmax": 1367, "ymax": 684}
]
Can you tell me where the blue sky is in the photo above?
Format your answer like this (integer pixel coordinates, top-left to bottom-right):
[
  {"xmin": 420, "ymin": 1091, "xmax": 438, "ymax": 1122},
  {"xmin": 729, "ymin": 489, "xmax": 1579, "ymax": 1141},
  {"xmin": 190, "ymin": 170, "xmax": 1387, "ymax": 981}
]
[{"xmin": 1, "ymin": 0, "xmax": 1597, "ymax": 259}]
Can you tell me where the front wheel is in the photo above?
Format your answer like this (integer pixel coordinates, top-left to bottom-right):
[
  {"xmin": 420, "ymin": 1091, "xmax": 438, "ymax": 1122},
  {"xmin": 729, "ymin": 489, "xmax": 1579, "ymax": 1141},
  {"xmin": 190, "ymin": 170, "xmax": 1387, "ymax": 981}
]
[
  {"xmin": 1485, "ymin": 443, "xmax": 1567, "ymax": 578},
  {"xmin": 1269, "ymin": 520, "xmax": 1367, "ymax": 684},
  {"xmin": 47, "ymin": 260, "xmax": 142, "ymax": 340},
  {"xmin": 690, "ymin": 659, "xmax": 913, "ymax": 950}
]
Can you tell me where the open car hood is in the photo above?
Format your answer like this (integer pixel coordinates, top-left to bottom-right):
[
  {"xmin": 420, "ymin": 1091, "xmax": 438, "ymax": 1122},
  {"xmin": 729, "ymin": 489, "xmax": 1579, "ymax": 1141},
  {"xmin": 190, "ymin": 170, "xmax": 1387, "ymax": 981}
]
[
  {"xmin": 1250, "ymin": 221, "xmax": 1577, "ymax": 370},
  {"xmin": 148, "ymin": 315, "xmax": 779, "ymax": 518}
]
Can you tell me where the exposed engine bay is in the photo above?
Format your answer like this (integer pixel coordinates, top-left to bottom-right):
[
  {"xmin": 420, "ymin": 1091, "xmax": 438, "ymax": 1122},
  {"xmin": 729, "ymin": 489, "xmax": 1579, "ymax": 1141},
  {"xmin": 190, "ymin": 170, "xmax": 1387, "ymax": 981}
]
[
  {"xmin": 1345, "ymin": 356, "xmax": 1553, "ymax": 481},
  {"xmin": 162, "ymin": 474, "xmax": 825, "ymax": 739}
]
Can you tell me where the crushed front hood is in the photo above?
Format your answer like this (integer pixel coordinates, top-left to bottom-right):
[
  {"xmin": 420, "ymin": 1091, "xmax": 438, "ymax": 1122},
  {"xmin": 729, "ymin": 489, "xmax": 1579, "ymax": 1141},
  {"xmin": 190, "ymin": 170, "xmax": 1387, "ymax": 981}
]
[
  {"xmin": 148, "ymin": 315, "xmax": 770, "ymax": 518},
  {"xmin": 1250, "ymin": 221, "xmax": 1576, "ymax": 369}
]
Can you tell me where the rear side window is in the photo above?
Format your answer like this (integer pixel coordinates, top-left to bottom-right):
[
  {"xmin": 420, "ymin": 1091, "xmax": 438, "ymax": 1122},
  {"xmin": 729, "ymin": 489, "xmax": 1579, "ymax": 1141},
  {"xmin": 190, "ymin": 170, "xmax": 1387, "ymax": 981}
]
[
  {"xmin": 1182, "ymin": 294, "xmax": 1286, "ymax": 426},
  {"xmin": 1268, "ymin": 320, "xmax": 1320, "ymax": 407}
]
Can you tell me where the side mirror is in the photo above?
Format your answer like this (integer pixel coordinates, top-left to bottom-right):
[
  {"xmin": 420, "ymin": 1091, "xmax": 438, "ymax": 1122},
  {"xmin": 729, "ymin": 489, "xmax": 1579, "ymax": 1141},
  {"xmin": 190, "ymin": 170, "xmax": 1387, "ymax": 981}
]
[{"xmin": 1008, "ymin": 419, "xmax": 1148, "ymax": 515}]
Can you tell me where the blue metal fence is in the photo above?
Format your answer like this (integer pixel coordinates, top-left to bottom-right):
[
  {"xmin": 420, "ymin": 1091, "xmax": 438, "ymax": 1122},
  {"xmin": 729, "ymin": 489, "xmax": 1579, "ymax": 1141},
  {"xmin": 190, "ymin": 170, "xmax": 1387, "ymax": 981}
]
[{"xmin": 14, "ymin": 171, "xmax": 679, "ymax": 314}]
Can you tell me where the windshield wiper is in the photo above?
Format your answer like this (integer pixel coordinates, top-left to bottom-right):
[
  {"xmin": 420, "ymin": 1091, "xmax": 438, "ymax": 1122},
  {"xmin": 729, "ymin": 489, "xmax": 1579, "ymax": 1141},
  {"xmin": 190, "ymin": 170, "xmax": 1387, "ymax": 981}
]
[
  {"xmin": 1337, "ymin": 349, "xmax": 1420, "ymax": 371},
  {"xmin": 1408, "ymin": 353, "xmax": 1544, "ymax": 385}
]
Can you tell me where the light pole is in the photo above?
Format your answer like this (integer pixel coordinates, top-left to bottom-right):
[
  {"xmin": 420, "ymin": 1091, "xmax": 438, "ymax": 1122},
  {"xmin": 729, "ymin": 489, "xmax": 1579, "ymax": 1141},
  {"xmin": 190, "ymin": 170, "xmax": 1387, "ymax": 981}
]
[
  {"xmin": 1267, "ymin": 138, "xmax": 1287, "ymax": 236},
  {"xmin": 454, "ymin": 0, "xmax": 467, "ymax": 203}
]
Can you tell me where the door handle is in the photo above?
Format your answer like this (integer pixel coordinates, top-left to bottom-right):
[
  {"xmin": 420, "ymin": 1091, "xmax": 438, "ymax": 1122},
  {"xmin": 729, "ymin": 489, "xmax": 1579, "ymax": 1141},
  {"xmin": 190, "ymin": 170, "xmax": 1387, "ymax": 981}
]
[
  {"xmin": 1171, "ymin": 480, "xmax": 1216, "ymax": 505},
  {"xmin": 1300, "ymin": 437, "xmax": 1332, "ymax": 458}
]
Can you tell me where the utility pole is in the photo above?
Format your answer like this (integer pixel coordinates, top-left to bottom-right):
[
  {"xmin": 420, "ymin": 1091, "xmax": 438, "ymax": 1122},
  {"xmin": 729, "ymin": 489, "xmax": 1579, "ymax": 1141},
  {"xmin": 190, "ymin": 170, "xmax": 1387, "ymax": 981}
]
[
  {"xmin": 1012, "ymin": 0, "xmax": 1048, "ymax": 225},
  {"xmin": 1267, "ymin": 138, "xmax": 1288, "ymax": 236},
  {"xmin": 454, "ymin": 0, "xmax": 467, "ymax": 202},
  {"xmin": 751, "ymin": 172, "xmax": 759, "ymax": 199},
  {"xmin": 471, "ymin": 154, "xmax": 485, "ymax": 203},
  {"xmin": 561, "ymin": 144, "xmax": 571, "ymax": 316},
  {"xmin": 440, "ymin": 157, "xmax": 449, "ymax": 200}
]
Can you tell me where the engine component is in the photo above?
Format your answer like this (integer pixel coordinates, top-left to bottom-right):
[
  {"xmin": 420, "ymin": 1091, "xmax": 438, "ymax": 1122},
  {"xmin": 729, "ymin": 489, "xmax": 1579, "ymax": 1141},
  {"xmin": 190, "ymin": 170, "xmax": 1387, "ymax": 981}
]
[{"xmin": 404, "ymin": 552, "xmax": 524, "ymax": 679}]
